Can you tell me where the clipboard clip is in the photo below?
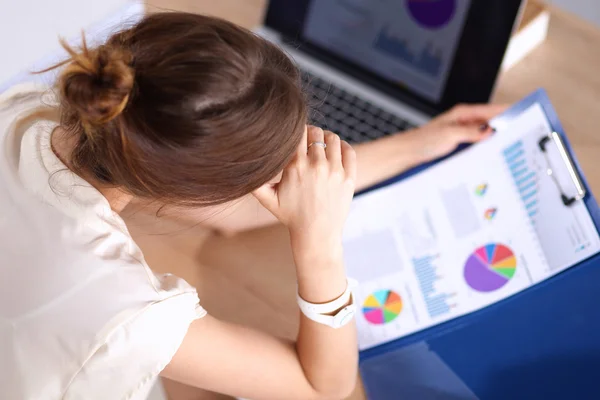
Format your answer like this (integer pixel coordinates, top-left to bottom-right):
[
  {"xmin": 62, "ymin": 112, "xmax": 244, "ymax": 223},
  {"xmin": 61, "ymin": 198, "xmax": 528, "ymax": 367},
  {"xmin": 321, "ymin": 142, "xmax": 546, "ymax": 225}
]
[{"xmin": 538, "ymin": 132, "xmax": 586, "ymax": 206}]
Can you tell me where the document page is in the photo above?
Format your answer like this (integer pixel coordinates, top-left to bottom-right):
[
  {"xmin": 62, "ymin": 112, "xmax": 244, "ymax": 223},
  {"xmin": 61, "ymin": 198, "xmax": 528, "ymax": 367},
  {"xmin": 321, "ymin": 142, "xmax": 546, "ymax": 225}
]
[{"xmin": 346, "ymin": 103, "xmax": 600, "ymax": 350}]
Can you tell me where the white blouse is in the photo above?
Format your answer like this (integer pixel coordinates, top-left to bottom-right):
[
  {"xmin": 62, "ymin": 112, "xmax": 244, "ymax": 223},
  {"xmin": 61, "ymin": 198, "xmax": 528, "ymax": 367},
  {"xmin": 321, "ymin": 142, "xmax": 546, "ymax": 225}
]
[{"xmin": 0, "ymin": 84, "xmax": 206, "ymax": 400}]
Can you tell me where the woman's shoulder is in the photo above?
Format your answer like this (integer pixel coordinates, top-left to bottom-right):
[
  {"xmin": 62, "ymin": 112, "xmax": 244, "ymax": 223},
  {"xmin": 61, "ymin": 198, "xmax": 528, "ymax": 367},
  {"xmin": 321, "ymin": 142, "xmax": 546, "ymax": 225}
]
[
  {"xmin": 0, "ymin": 82, "xmax": 207, "ymax": 399},
  {"xmin": 0, "ymin": 82, "xmax": 50, "ymax": 113},
  {"xmin": 1, "ymin": 235, "xmax": 205, "ymax": 399},
  {"xmin": 63, "ymin": 280, "xmax": 206, "ymax": 399}
]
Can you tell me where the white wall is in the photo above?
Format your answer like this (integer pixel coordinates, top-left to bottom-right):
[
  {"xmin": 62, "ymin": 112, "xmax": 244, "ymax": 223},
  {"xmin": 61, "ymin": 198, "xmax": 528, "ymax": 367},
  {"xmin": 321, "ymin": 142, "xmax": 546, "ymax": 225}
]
[
  {"xmin": 0, "ymin": 0, "xmax": 144, "ymax": 91},
  {"xmin": 547, "ymin": 0, "xmax": 600, "ymax": 26}
]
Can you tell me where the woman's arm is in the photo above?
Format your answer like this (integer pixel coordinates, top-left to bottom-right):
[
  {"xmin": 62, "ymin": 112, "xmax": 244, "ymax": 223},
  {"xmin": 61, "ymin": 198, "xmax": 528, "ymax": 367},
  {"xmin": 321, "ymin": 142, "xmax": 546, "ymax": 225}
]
[
  {"xmin": 163, "ymin": 309, "xmax": 356, "ymax": 400},
  {"xmin": 163, "ymin": 252, "xmax": 356, "ymax": 400},
  {"xmin": 163, "ymin": 128, "xmax": 359, "ymax": 400},
  {"xmin": 353, "ymin": 104, "xmax": 506, "ymax": 189},
  {"xmin": 186, "ymin": 104, "xmax": 507, "ymax": 234}
]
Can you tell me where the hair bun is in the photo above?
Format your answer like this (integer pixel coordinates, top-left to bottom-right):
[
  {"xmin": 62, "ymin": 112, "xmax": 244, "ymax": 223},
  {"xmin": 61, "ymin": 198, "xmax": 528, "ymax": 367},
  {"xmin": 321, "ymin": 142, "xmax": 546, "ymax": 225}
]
[{"xmin": 59, "ymin": 37, "xmax": 134, "ymax": 126}]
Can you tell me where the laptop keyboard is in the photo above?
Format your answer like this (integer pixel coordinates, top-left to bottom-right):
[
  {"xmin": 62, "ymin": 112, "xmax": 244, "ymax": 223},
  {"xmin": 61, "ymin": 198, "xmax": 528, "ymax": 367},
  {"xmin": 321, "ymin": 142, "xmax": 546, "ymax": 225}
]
[{"xmin": 301, "ymin": 70, "xmax": 416, "ymax": 144}]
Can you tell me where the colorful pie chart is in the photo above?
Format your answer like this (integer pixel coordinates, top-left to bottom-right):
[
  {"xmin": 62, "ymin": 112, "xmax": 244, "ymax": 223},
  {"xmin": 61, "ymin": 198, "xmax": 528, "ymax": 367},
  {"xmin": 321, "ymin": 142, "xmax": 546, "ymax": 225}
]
[
  {"xmin": 484, "ymin": 208, "xmax": 498, "ymax": 221},
  {"xmin": 362, "ymin": 290, "xmax": 403, "ymax": 325},
  {"xmin": 475, "ymin": 183, "xmax": 488, "ymax": 197},
  {"xmin": 464, "ymin": 243, "xmax": 517, "ymax": 292}
]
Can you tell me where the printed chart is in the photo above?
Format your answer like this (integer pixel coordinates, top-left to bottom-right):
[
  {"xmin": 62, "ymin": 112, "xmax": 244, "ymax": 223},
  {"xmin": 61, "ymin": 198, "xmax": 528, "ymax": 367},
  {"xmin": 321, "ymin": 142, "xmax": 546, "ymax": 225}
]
[
  {"xmin": 362, "ymin": 290, "xmax": 403, "ymax": 325},
  {"xmin": 407, "ymin": 0, "xmax": 457, "ymax": 29},
  {"xmin": 336, "ymin": 102, "xmax": 600, "ymax": 350},
  {"xmin": 475, "ymin": 183, "xmax": 488, "ymax": 197},
  {"xmin": 484, "ymin": 208, "xmax": 498, "ymax": 221},
  {"xmin": 413, "ymin": 255, "xmax": 455, "ymax": 317},
  {"xmin": 503, "ymin": 140, "xmax": 539, "ymax": 221},
  {"xmin": 464, "ymin": 244, "xmax": 517, "ymax": 292}
]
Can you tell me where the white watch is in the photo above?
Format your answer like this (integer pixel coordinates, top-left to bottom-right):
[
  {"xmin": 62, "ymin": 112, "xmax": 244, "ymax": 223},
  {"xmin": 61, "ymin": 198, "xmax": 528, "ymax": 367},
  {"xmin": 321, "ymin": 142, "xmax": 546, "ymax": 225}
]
[{"xmin": 297, "ymin": 278, "xmax": 358, "ymax": 329}]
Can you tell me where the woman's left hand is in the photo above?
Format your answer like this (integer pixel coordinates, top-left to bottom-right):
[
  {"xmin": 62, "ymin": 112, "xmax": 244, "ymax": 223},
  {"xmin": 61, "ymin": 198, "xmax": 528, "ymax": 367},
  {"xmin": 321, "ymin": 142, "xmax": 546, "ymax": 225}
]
[{"xmin": 404, "ymin": 103, "xmax": 508, "ymax": 163}]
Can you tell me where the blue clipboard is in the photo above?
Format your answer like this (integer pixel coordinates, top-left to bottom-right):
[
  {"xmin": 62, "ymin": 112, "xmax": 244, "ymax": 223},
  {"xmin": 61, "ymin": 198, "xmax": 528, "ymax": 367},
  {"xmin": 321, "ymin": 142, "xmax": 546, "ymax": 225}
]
[{"xmin": 358, "ymin": 89, "xmax": 600, "ymax": 400}]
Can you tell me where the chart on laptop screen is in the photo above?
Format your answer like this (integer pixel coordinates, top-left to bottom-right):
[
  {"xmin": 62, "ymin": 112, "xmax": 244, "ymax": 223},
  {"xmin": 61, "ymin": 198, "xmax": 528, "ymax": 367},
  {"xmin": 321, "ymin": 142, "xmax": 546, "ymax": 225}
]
[
  {"xmin": 343, "ymin": 104, "xmax": 600, "ymax": 350},
  {"xmin": 303, "ymin": 0, "xmax": 471, "ymax": 101}
]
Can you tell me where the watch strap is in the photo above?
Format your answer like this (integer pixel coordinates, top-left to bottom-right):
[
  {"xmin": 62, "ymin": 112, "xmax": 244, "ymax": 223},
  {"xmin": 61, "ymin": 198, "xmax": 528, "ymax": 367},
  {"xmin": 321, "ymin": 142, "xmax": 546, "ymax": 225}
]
[
  {"xmin": 296, "ymin": 277, "xmax": 356, "ymax": 315},
  {"xmin": 302, "ymin": 302, "xmax": 357, "ymax": 329},
  {"xmin": 297, "ymin": 278, "xmax": 358, "ymax": 328}
]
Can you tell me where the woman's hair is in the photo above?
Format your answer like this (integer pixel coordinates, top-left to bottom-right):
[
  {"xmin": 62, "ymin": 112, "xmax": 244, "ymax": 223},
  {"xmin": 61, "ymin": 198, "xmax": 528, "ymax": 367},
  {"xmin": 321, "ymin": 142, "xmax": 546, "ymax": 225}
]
[{"xmin": 50, "ymin": 12, "xmax": 307, "ymax": 206}]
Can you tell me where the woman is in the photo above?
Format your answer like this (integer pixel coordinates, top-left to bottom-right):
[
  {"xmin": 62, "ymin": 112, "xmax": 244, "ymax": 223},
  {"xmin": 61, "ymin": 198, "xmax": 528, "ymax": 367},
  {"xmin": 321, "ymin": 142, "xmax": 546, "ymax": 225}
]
[{"xmin": 0, "ymin": 12, "xmax": 504, "ymax": 400}]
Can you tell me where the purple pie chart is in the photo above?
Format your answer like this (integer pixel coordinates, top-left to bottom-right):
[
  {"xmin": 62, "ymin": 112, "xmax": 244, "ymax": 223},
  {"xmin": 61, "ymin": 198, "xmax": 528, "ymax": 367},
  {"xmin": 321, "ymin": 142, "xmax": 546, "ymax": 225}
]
[
  {"xmin": 464, "ymin": 243, "xmax": 517, "ymax": 292},
  {"xmin": 407, "ymin": 0, "xmax": 456, "ymax": 29}
]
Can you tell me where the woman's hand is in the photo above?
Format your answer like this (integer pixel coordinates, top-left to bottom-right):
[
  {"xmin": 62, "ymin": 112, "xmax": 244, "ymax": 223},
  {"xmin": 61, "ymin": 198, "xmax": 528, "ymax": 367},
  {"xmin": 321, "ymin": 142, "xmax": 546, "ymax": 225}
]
[
  {"xmin": 253, "ymin": 126, "xmax": 357, "ymax": 282},
  {"xmin": 166, "ymin": 129, "xmax": 360, "ymax": 400},
  {"xmin": 404, "ymin": 103, "xmax": 508, "ymax": 163}
]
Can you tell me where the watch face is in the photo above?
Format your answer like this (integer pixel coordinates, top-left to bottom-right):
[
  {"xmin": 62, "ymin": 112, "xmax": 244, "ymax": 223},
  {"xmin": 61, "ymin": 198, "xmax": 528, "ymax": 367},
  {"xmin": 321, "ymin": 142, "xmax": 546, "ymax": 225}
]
[{"xmin": 333, "ymin": 305, "xmax": 356, "ymax": 328}]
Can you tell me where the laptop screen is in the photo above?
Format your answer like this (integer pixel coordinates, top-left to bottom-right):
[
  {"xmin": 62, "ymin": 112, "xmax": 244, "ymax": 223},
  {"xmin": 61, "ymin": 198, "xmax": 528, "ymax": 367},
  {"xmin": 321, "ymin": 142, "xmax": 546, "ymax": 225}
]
[
  {"xmin": 265, "ymin": 0, "xmax": 523, "ymax": 115},
  {"xmin": 302, "ymin": 0, "xmax": 471, "ymax": 102}
]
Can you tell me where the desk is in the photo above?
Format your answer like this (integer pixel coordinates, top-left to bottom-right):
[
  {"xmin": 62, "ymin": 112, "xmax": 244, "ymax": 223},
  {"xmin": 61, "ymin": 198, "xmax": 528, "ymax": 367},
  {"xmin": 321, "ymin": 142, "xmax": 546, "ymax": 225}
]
[{"xmin": 133, "ymin": 2, "xmax": 600, "ymax": 399}]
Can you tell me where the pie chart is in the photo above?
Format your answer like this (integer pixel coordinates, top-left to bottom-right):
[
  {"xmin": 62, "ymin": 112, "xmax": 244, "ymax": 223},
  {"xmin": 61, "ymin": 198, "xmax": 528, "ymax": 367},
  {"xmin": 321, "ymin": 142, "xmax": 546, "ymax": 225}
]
[
  {"xmin": 475, "ymin": 183, "xmax": 488, "ymax": 197},
  {"xmin": 407, "ymin": 0, "xmax": 456, "ymax": 29},
  {"xmin": 484, "ymin": 208, "xmax": 498, "ymax": 221},
  {"xmin": 464, "ymin": 243, "xmax": 517, "ymax": 292},
  {"xmin": 362, "ymin": 290, "xmax": 403, "ymax": 325}
]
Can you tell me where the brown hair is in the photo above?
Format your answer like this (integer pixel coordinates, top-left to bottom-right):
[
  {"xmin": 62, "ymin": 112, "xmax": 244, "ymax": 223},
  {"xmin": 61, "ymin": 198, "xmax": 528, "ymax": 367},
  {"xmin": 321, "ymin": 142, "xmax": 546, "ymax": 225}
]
[{"xmin": 49, "ymin": 12, "xmax": 306, "ymax": 206}]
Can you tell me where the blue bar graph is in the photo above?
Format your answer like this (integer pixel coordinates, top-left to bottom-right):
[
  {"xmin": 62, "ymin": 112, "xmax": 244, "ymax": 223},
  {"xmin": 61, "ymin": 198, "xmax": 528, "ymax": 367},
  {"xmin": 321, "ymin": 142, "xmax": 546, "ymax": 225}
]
[
  {"xmin": 519, "ymin": 181, "xmax": 537, "ymax": 195},
  {"xmin": 374, "ymin": 26, "xmax": 442, "ymax": 77},
  {"xmin": 529, "ymin": 210, "xmax": 538, "ymax": 218},
  {"xmin": 505, "ymin": 150, "xmax": 525, "ymax": 164},
  {"xmin": 413, "ymin": 255, "xmax": 452, "ymax": 318},
  {"xmin": 503, "ymin": 141, "xmax": 539, "ymax": 222},
  {"xmin": 525, "ymin": 200, "xmax": 538, "ymax": 209},
  {"xmin": 503, "ymin": 141, "xmax": 523, "ymax": 154},
  {"xmin": 522, "ymin": 191, "xmax": 537, "ymax": 202},
  {"xmin": 512, "ymin": 168, "xmax": 528, "ymax": 179},
  {"xmin": 509, "ymin": 159, "xmax": 526, "ymax": 171},
  {"xmin": 516, "ymin": 172, "xmax": 536, "ymax": 187}
]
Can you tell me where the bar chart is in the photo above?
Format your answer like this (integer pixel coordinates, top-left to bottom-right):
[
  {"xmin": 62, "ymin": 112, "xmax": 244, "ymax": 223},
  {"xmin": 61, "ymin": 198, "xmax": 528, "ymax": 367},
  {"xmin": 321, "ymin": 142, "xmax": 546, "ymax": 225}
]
[
  {"xmin": 412, "ymin": 255, "xmax": 454, "ymax": 318},
  {"xmin": 373, "ymin": 25, "xmax": 443, "ymax": 77},
  {"xmin": 503, "ymin": 140, "xmax": 539, "ymax": 222}
]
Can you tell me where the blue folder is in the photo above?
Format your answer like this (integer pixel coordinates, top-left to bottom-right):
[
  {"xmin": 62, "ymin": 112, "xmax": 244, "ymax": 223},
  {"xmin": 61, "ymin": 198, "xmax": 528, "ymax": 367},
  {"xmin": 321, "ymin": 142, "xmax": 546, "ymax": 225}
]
[{"xmin": 358, "ymin": 89, "xmax": 600, "ymax": 400}]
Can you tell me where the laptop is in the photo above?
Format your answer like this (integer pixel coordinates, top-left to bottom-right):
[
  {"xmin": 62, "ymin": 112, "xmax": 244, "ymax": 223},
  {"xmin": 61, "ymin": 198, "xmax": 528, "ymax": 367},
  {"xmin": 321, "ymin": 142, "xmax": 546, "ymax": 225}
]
[{"xmin": 257, "ymin": 0, "xmax": 524, "ymax": 144}]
